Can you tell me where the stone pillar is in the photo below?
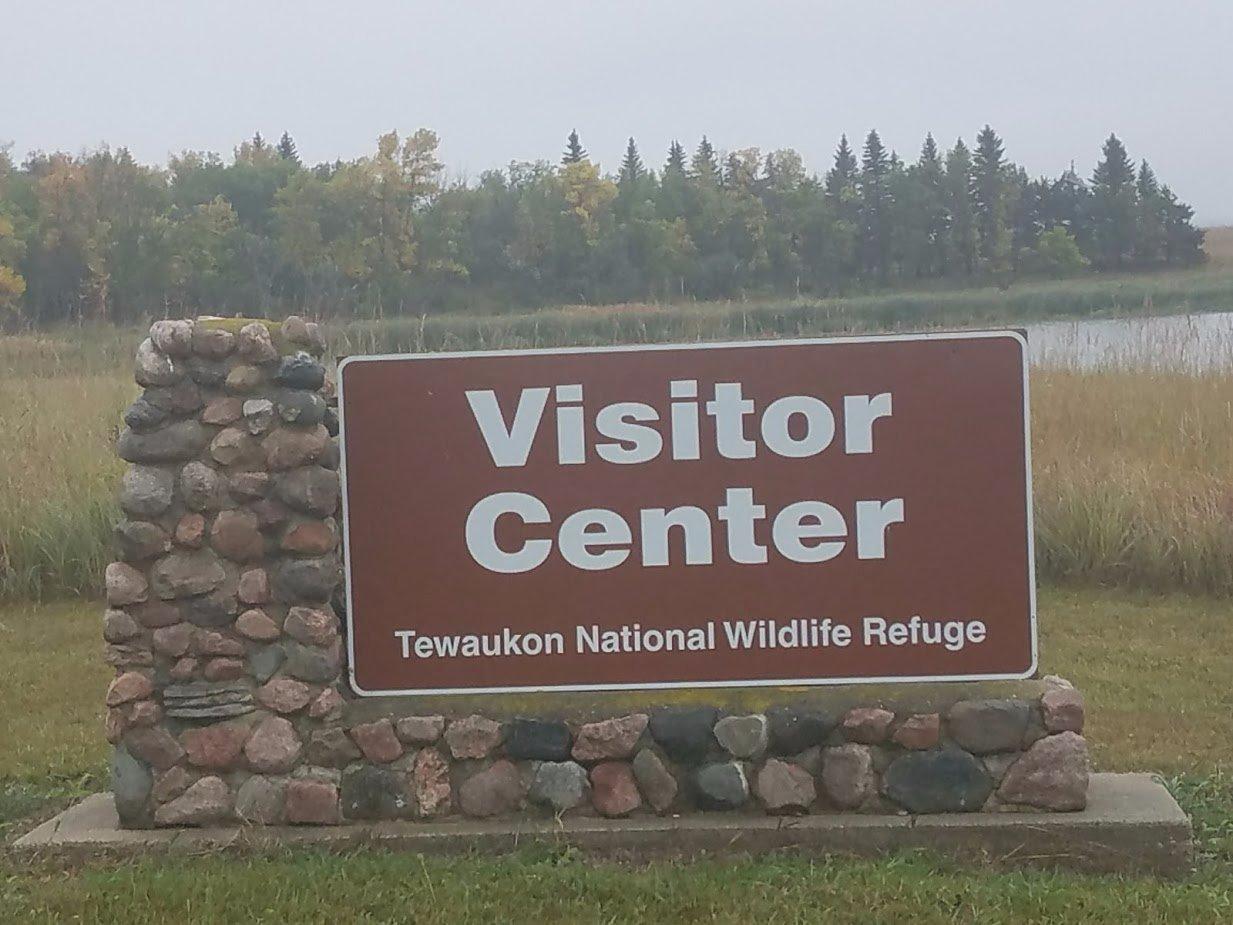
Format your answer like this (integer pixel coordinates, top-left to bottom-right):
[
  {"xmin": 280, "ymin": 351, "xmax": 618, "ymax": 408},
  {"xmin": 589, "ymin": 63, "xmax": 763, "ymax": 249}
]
[{"xmin": 105, "ymin": 317, "xmax": 344, "ymax": 828}]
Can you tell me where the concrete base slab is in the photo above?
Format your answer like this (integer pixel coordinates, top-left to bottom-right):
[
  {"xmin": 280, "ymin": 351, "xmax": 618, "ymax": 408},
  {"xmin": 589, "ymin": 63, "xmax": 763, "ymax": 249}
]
[{"xmin": 15, "ymin": 773, "xmax": 1191, "ymax": 877}]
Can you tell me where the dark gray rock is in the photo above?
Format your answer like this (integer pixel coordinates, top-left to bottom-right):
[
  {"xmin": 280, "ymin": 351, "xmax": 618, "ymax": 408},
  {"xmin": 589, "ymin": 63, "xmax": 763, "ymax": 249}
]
[
  {"xmin": 114, "ymin": 520, "xmax": 171, "ymax": 562},
  {"xmin": 284, "ymin": 640, "xmax": 341, "ymax": 683},
  {"xmin": 342, "ymin": 765, "xmax": 411, "ymax": 820},
  {"xmin": 273, "ymin": 556, "xmax": 340, "ymax": 603},
  {"xmin": 529, "ymin": 761, "xmax": 590, "ymax": 812},
  {"xmin": 277, "ymin": 390, "xmax": 327, "ymax": 426},
  {"xmin": 118, "ymin": 421, "xmax": 210, "ymax": 464},
  {"xmin": 118, "ymin": 466, "xmax": 175, "ymax": 517},
  {"xmin": 111, "ymin": 745, "xmax": 153, "ymax": 826},
  {"xmin": 323, "ymin": 406, "xmax": 339, "ymax": 437},
  {"xmin": 181, "ymin": 589, "xmax": 239, "ymax": 628},
  {"xmin": 505, "ymin": 719, "xmax": 572, "ymax": 761},
  {"xmin": 275, "ymin": 353, "xmax": 326, "ymax": 390},
  {"xmin": 649, "ymin": 707, "xmax": 720, "ymax": 762},
  {"xmin": 162, "ymin": 681, "xmax": 254, "ymax": 721},
  {"xmin": 694, "ymin": 761, "xmax": 749, "ymax": 810},
  {"xmin": 882, "ymin": 747, "xmax": 993, "ymax": 813},
  {"xmin": 767, "ymin": 707, "xmax": 834, "ymax": 755},
  {"xmin": 186, "ymin": 357, "xmax": 228, "ymax": 387},
  {"xmin": 947, "ymin": 700, "xmax": 1031, "ymax": 755},
  {"xmin": 248, "ymin": 644, "xmax": 285, "ymax": 684},
  {"xmin": 150, "ymin": 549, "xmax": 226, "ymax": 600},
  {"xmin": 123, "ymin": 396, "xmax": 171, "ymax": 432},
  {"xmin": 276, "ymin": 467, "xmax": 339, "ymax": 516}
]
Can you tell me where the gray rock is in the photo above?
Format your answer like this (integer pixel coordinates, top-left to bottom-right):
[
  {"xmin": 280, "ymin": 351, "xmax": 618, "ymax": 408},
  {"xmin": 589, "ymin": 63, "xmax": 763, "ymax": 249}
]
[
  {"xmin": 105, "ymin": 561, "xmax": 148, "ymax": 606},
  {"xmin": 273, "ymin": 556, "xmax": 340, "ymax": 603},
  {"xmin": 767, "ymin": 707, "xmax": 834, "ymax": 754},
  {"xmin": 243, "ymin": 399, "xmax": 277, "ymax": 435},
  {"xmin": 135, "ymin": 338, "xmax": 180, "ymax": 387},
  {"xmin": 821, "ymin": 743, "xmax": 875, "ymax": 809},
  {"xmin": 529, "ymin": 761, "xmax": 590, "ymax": 812},
  {"xmin": 883, "ymin": 747, "xmax": 993, "ymax": 813},
  {"xmin": 650, "ymin": 707, "xmax": 720, "ymax": 762},
  {"xmin": 153, "ymin": 776, "xmax": 233, "ymax": 827},
  {"xmin": 114, "ymin": 520, "xmax": 171, "ymax": 562},
  {"xmin": 118, "ymin": 420, "xmax": 209, "ymax": 464},
  {"xmin": 234, "ymin": 775, "xmax": 286, "ymax": 824},
  {"xmin": 275, "ymin": 353, "xmax": 326, "ymax": 390},
  {"xmin": 123, "ymin": 396, "xmax": 170, "ymax": 432},
  {"xmin": 179, "ymin": 461, "xmax": 221, "ymax": 512},
  {"xmin": 306, "ymin": 727, "xmax": 362, "ymax": 766},
  {"xmin": 341, "ymin": 765, "xmax": 411, "ymax": 820},
  {"xmin": 947, "ymin": 700, "xmax": 1031, "ymax": 755},
  {"xmin": 191, "ymin": 326, "xmax": 236, "ymax": 359},
  {"xmin": 248, "ymin": 644, "xmax": 285, "ymax": 683},
  {"xmin": 186, "ymin": 357, "xmax": 228, "ymax": 387},
  {"xmin": 284, "ymin": 639, "xmax": 341, "ymax": 683},
  {"xmin": 150, "ymin": 550, "xmax": 226, "ymax": 600},
  {"xmin": 505, "ymin": 719, "xmax": 572, "ymax": 761},
  {"xmin": 694, "ymin": 761, "xmax": 748, "ymax": 810},
  {"xmin": 277, "ymin": 390, "xmax": 327, "ymax": 426},
  {"xmin": 998, "ymin": 732, "xmax": 1090, "ymax": 811},
  {"xmin": 631, "ymin": 749, "xmax": 678, "ymax": 813},
  {"xmin": 238, "ymin": 322, "xmax": 279, "ymax": 364},
  {"xmin": 714, "ymin": 714, "xmax": 768, "ymax": 759},
  {"xmin": 111, "ymin": 745, "xmax": 153, "ymax": 826},
  {"xmin": 150, "ymin": 319, "xmax": 194, "ymax": 357},
  {"xmin": 181, "ymin": 589, "xmax": 239, "ymax": 628},
  {"xmin": 276, "ymin": 467, "xmax": 339, "ymax": 516},
  {"xmin": 119, "ymin": 466, "xmax": 175, "ymax": 517}
]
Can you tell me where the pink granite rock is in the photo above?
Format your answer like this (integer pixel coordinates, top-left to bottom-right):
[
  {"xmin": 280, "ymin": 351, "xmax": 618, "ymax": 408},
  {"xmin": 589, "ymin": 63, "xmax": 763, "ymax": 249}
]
[
  {"xmin": 998, "ymin": 731, "xmax": 1090, "ymax": 811},
  {"xmin": 244, "ymin": 716, "xmax": 302, "ymax": 773},
  {"xmin": 755, "ymin": 758, "xmax": 817, "ymax": 813},
  {"xmin": 412, "ymin": 747, "xmax": 452, "ymax": 817},
  {"xmin": 841, "ymin": 707, "xmax": 895, "ymax": 744},
  {"xmin": 286, "ymin": 779, "xmax": 340, "ymax": 825},
  {"xmin": 256, "ymin": 678, "xmax": 313, "ymax": 714},
  {"xmin": 572, "ymin": 713, "xmax": 648, "ymax": 761},
  {"xmin": 350, "ymin": 718, "xmax": 404, "ymax": 763},
  {"xmin": 444, "ymin": 715, "xmax": 503, "ymax": 759},
  {"xmin": 590, "ymin": 761, "xmax": 641, "ymax": 817}
]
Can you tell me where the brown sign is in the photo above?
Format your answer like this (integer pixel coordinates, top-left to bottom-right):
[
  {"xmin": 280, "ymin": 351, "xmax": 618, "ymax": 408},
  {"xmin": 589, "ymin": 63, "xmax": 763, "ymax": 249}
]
[{"xmin": 338, "ymin": 332, "xmax": 1036, "ymax": 696}]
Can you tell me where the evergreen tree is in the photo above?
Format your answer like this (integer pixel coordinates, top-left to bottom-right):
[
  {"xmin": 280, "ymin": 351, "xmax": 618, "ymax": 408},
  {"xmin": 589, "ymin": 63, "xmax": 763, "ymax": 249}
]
[
  {"xmin": 1160, "ymin": 184, "xmax": 1205, "ymax": 266},
  {"xmin": 943, "ymin": 139, "xmax": 978, "ymax": 275},
  {"xmin": 276, "ymin": 132, "xmax": 300, "ymax": 165},
  {"xmin": 915, "ymin": 133, "xmax": 947, "ymax": 276},
  {"xmin": 251, "ymin": 131, "xmax": 266, "ymax": 151},
  {"xmin": 619, "ymin": 137, "xmax": 646, "ymax": 186},
  {"xmin": 664, "ymin": 140, "xmax": 686, "ymax": 174},
  {"xmin": 562, "ymin": 130, "xmax": 587, "ymax": 165},
  {"xmin": 857, "ymin": 129, "xmax": 891, "ymax": 280},
  {"xmin": 1133, "ymin": 160, "xmax": 1166, "ymax": 266},
  {"xmin": 825, "ymin": 134, "xmax": 858, "ymax": 198},
  {"xmin": 1089, "ymin": 133, "xmax": 1137, "ymax": 268},
  {"xmin": 690, "ymin": 136, "xmax": 719, "ymax": 182},
  {"xmin": 972, "ymin": 125, "xmax": 1010, "ymax": 271}
]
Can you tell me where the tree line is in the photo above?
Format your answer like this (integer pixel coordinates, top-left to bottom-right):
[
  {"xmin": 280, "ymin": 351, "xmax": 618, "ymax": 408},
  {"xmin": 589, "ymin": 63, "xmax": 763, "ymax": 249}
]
[{"xmin": 0, "ymin": 126, "xmax": 1205, "ymax": 327}]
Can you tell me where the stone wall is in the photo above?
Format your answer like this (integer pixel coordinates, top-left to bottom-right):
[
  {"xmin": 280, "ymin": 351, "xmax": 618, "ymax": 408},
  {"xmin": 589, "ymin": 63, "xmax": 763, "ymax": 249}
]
[{"xmin": 105, "ymin": 318, "xmax": 1090, "ymax": 828}]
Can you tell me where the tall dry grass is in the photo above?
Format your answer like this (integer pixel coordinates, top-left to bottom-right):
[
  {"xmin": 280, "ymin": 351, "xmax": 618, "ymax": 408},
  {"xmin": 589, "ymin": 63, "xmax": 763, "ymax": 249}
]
[{"xmin": 3, "ymin": 312, "xmax": 1233, "ymax": 599}]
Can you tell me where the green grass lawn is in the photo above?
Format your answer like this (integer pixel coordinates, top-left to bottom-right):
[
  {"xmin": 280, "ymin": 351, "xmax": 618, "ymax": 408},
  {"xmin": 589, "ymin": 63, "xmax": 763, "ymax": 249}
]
[{"xmin": 2, "ymin": 587, "xmax": 1232, "ymax": 921}]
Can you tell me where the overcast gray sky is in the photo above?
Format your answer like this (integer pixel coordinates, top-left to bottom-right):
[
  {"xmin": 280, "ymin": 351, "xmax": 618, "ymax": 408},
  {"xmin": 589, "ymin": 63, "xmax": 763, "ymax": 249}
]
[{"xmin": 6, "ymin": 1, "xmax": 1232, "ymax": 223}]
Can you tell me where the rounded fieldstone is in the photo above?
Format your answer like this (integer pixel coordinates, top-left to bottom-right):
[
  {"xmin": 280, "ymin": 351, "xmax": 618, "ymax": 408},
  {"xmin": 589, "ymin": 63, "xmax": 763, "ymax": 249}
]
[
  {"xmin": 235, "ymin": 775, "xmax": 286, "ymax": 824},
  {"xmin": 173, "ymin": 514, "xmax": 206, "ymax": 549},
  {"xmin": 276, "ymin": 467, "xmax": 339, "ymax": 517},
  {"xmin": 277, "ymin": 390, "xmax": 327, "ymax": 426},
  {"xmin": 842, "ymin": 707, "xmax": 895, "ymax": 744},
  {"xmin": 307, "ymin": 727, "xmax": 362, "ymax": 767},
  {"xmin": 286, "ymin": 779, "xmax": 339, "ymax": 825},
  {"xmin": 150, "ymin": 319, "xmax": 193, "ymax": 357},
  {"xmin": 529, "ymin": 761, "xmax": 590, "ymax": 812},
  {"xmin": 244, "ymin": 716, "xmax": 302, "ymax": 773},
  {"xmin": 308, "ymin": 688, "xmax": 344, "ymax": 722},
  {"xmin": 412, "ymin": 747, "xmax": 452, "ymax": 817},
  {"xmin": 767, "ymin": 707, "xmax": 834, "ymax": 755},
  {"xmin": 124, "ymin": 396, "xmax": 171, "ymax": 432},
  {"xmin": 248, "ymin": 644, "xmax": 285, "ymax": 684},
  {"xmin": 179, "ymin": 461, "xmax": 221, "ymax": 512},
  {"xmin": 238, "ymin": 323, "xmax": 279, "ymax": 364},
  {"xmin": 572, "ymin": 714, "xmax": 649, "ymax": 761},
  {"xmin": 187, "ymin": 357, "xmax": 228, "ymax": 388},
  {"xmin": 282, "ymin": 315, "xmax": 311, "ymax": 345},
  {"xmin": 150, "ymin": 549, "xmax": 226, "ymax": 601},
  {"xmin": 182, "ymin": 722, "xmax": 248, "ymax": 770},
  {"xmin": 821, "ymin": 743, "xmax": 875, "ymax": 809},
  {"xmin": 256, "ymin": 678, "xmax": 313, "ymax": 714},
  {"xmin": 947, "ymin": 700, "xmax": 1031, "ymax": 755},
  {"xmin": 103, "ymin": 609, "xmax": 143, "ymax": 644},
  {"xmin": 396, "ymin": 715, "xmax": 446, "ymax": 745},
  {"xmin": 714, "ymin": 714, "xmax": 769, "ymax": 759},
  {"xmin": 229, "ymin": 471, "xmax": 271, "ymax": 500},
  {"xmin": 350, "ymin": 718, "xmax": 404, "ymax": 763},
  {"xmin": 1041, "ymin": 688, "xmax": 1085, "ymax": 734},
  {"xmin": 273, "ymin": 557, "xmax": 340, "ymax": 604},
  {"xmin": 444, "ymin": 715, "xmax": 503, "ymax": 759},
  {"xmin": 105, "ymin": 562, "xmax": 149, "ymax": 606},
  {"xmin": 119, "ymin": 465, "xmax": 175, "ymax": 517},
  {"xmin": 114, "ymin": 520, "xmax": 171, "ymax": 562},
  {"xmin": 756, "ymin": 758, "xmax": 816, "ymax": 814},
  {"xmin": 210, "ymin": 509, "xmax": 265, "ymax": 562},
  {"xmin": 135, "ymin": 338, "xmax": 180, "ymax": 387},
  {"xmin": 152, "ymin": 766, "xmax": 197, "ymax": 804},
  {"xmin": 181, "ymin": 589, "xmax": 239, "ymax": 628},
  {"xmin": 284, "ymin": 606, "xmax": 339, "ymax": 646},
  {"xmin": 118, "ymin": 420, "xmax": 209, "ymax": 464},
  {"xmin": 650, "ymin": 707, "xmax": 720, "ymax": 762},
  {"xmin": 154, "ymin": 776, "xmax": 233, "ymax": 827},
  {"xmin": 125, "ymin": 725, "xmax": 185, "ymax": 770},
  {"xmin": 236, "ymin": 609, "xmax": 280, "ymax": 641},
  {"xmin": 283, "ymin": 639, "xmax": 341, "ymax": 683},
  {"xmin": 342, "ymin": 765, "xmax": 411, "ymax": 820},
  {"xmin": 275, "ymin": 353, "xmax": 326, "ymax": 390},
  {"xmin": 506, "ymin": 718, "xmax": 572, "ymax": 761},
  {"xmin": 191, "ymin": 326, "xmax": 236, "ymax": 359},
  {"xmin": 152, "ymin": 622, "xmax": 194, "ymax": 657},
  {"xmin": 243, "ymin": 398, "xmax": 277, "ymax": 435},
  {"xmin": 281, "ymin": 519, "xmax": 338, "ymax": 556},
  {"xmin": 458, "ymin": 760, "xmax": 525, "ymax": 817},
  {"xmin": 883, "ymin": 746, "xmax": 993, "ymax": 814},
  {"xmin": 112, "ymin": 745, "xmax": 153, "ymax": 826},
  {"xmin": 106, "ymin": 671, "xmax": 153, "ymax": 706},
  {"xmin": 590, "ymin": 761, "xmax": 641, "ymax": 817},
  {"xmin": 998, "ymin": 732, "xmax": 1090, "ymax": 810},
  {"xmin": 893, "ymin": 714, "xmax": 941, "ymax": 750},
  {"xmin": 694, "ymin": 761, "xmax": 749, "ymax": 810},
  {"xmin": 631, "ymin": 749, "xmax": 678, "ymax": 813},
  {"xmin": 264, "ymin": 425, "xmax": 329, "ymax": 470}
]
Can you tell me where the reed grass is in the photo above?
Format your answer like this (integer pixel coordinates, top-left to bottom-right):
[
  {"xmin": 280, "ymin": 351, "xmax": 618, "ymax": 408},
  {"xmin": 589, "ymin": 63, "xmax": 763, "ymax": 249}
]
[{"xmin": 3, "ymin": 285, "xmax": 1233, "ymax": 600}]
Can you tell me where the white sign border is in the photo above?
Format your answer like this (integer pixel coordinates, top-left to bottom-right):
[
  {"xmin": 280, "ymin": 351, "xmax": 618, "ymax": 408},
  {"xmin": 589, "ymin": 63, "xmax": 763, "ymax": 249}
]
[{"xmin": 337, "ymin": 329, "xmax": 1038, "ymax": 697}]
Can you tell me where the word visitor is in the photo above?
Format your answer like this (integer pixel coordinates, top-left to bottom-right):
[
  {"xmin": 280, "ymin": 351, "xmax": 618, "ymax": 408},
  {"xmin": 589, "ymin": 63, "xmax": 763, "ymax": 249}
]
[{"xmin": 462, "ymin": 379, "xmax": 906, "ymax": 574}]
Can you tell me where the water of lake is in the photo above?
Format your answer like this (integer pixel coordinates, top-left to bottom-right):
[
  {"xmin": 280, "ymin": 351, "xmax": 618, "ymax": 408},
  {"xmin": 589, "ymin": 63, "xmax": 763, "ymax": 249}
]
[{"xmin": 1021, "ymin": 312, "xmax": 1233, "ymax": 371}]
